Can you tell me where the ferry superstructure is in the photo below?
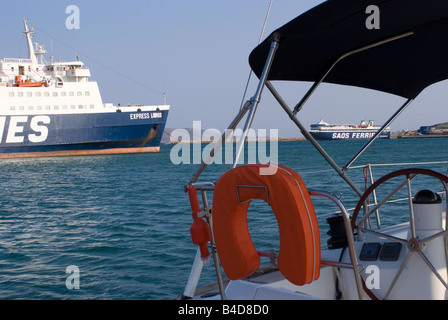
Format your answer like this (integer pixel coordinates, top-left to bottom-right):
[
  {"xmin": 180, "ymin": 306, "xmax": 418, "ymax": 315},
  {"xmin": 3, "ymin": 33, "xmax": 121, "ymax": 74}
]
[
  {"xmin": 309, "ymin": 119, "xmax": 391, "ymax": 140},
  {"xmin": 0, "ymin": 19, "xmax": 169, "ymax": 158}
]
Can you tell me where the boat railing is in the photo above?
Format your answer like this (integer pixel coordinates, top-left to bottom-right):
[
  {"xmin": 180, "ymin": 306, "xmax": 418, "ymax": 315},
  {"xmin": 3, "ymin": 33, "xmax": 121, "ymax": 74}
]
[
  {"xmin": 308, "ymin": 189, "xmax": 364, "ymax": 299},
  {"xmin": 183, "ymin": 161, "xmax": 448, "ymax": 300},
  {"xmin": 183, "ymin": 181, "xmax": 366, "ymax": 300},
  {"xmin": 184, "ymin": 182, "xmax": 227, "ymax": 300}
]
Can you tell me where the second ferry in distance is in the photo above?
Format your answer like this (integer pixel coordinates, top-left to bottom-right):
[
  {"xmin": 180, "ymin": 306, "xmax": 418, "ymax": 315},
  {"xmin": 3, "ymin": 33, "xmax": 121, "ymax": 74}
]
[
  {"xmin": 309, "ymin": 119, "xmax": 391, "ymax": 141},
  {"xmin": 0, "ymin": 19, "xmax": 169, "ymax": 159}
]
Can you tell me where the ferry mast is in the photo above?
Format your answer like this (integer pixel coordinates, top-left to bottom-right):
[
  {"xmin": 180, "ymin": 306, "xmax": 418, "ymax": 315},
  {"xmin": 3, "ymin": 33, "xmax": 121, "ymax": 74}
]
[{"xmin": 23, "ymin": 19, "xmax": 38, "ymax": 65}]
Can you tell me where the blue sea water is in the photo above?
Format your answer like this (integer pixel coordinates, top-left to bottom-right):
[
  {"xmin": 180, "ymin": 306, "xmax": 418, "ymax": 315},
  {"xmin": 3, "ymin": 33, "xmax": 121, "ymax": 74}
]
[{"xmin": 0, "ymin": 138, "xmax": 447, "ymax": 300}]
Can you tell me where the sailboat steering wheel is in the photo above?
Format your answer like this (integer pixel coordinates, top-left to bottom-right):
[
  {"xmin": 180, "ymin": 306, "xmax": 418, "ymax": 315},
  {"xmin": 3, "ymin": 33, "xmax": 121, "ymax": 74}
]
[
  {"xmin": 352, "ymin": 168, "xmax": 448, "ymax": 230},
  {"xmin": 350, "ymin": 168, "xmax": 448, "ymax": 299}
]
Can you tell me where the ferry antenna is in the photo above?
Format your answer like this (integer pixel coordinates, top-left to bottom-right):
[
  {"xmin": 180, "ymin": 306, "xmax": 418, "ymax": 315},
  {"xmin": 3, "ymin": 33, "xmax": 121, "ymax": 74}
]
[{"xmin": 30, "ymin": 22, "xmax": 167, "ymax": 103}]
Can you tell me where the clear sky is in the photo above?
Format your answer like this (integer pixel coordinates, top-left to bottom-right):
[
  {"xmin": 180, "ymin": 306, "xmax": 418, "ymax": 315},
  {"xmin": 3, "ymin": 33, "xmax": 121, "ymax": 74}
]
[{"xmin": 1, "ymin": 0, "xmax": 447, "ymax": 137}]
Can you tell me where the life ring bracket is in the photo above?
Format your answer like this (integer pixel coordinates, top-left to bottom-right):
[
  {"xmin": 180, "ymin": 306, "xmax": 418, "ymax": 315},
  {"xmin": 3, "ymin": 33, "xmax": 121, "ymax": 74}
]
[
  {"xmin": 213, "ymin": 164, "xmax": 321, "ymax": 286},
  {"xmin": 236, "ymin": 185, "xmax": 270, "ymax": 205}
]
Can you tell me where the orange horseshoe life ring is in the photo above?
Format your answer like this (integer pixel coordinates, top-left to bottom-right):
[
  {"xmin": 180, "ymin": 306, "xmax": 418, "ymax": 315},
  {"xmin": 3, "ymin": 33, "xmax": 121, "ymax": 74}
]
[{"xmin": 212, "ymin": 164, "xmax": 321, "ymax": 286}]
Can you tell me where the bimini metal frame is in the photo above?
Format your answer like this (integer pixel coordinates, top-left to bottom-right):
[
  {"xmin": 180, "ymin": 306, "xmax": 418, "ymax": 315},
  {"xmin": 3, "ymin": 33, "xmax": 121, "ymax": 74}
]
[
  {"xmin": 187, "ymin": 34, "xmax": 280, "ymax": 186},
  {"xmin": 188, "ymin": 31, "xmax": 416, "ymax": 195},
  {"xmin": 184, "ymin": 30, "xmax": 425, "ymax": 300}
]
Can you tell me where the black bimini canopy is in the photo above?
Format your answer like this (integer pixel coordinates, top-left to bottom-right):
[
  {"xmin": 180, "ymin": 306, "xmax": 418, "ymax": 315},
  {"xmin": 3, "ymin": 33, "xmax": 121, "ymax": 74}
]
[{"xmin": 249, "ymin": 0, "xmax": 448, "ymax": 99}]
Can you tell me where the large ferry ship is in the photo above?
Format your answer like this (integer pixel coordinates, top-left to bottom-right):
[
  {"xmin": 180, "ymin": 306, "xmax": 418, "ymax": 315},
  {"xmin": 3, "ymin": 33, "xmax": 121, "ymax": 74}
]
[
  {"xmin": 0, "ymin": 20, "xmax": 169, "ymax": 159},
  {"xmin": 309, "ymin": 119, "xmax": 390, "ymax": 140}
]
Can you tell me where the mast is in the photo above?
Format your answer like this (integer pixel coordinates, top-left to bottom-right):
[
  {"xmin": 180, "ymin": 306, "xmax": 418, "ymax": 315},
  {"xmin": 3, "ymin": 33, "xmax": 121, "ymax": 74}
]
[
  {"xmin": 34, "ymin": 43, "xmax": 47, "ymax": 64},
  {"xmin": 23, "ymin": 19, "xmax": 37, "ymax": 64}
]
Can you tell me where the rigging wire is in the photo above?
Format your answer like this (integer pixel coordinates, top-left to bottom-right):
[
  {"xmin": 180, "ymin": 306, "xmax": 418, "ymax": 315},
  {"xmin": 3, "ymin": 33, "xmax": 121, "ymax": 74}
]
[
  {"xmin": 29, "ymin": 23, "xmax": 167, "ymax": 104},
  {"xmin": 239, "ymin": 0, "xmax": 274, "ymax": 111}
]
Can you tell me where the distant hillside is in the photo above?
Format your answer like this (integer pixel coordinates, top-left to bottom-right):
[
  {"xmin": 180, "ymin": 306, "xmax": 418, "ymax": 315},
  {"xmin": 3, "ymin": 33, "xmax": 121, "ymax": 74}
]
[
  {"xmin": 390, "ymin": 121, "xmax": 448, "ymax": 139},
  {"xmin": 418, "ymin": 122, "xmax": 448, "ymax": 135}
]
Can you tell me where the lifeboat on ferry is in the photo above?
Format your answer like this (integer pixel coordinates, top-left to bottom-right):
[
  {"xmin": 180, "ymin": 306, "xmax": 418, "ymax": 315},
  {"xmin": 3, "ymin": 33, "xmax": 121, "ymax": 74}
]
[
  {"xmin": 17, "ymin": 81, "xmax": 45, "ymax": 88},
  {"xmin": 14, "ymin": 76, "xmax": 44, "ymax": 87}
]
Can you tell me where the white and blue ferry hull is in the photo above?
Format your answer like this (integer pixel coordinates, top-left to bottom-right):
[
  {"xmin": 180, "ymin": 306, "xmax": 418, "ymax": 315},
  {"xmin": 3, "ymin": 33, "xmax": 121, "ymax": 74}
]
[
  {"xmin": 310, "ymin": 130, "xmax": 391, "ymax": 141},
  {"xmin": 0, "ymin": 109, "xmax": 169, "ymax": 158},
  {"xmin": 0, "ymin": 19, "xmax": 171, "ymax": 159}
]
